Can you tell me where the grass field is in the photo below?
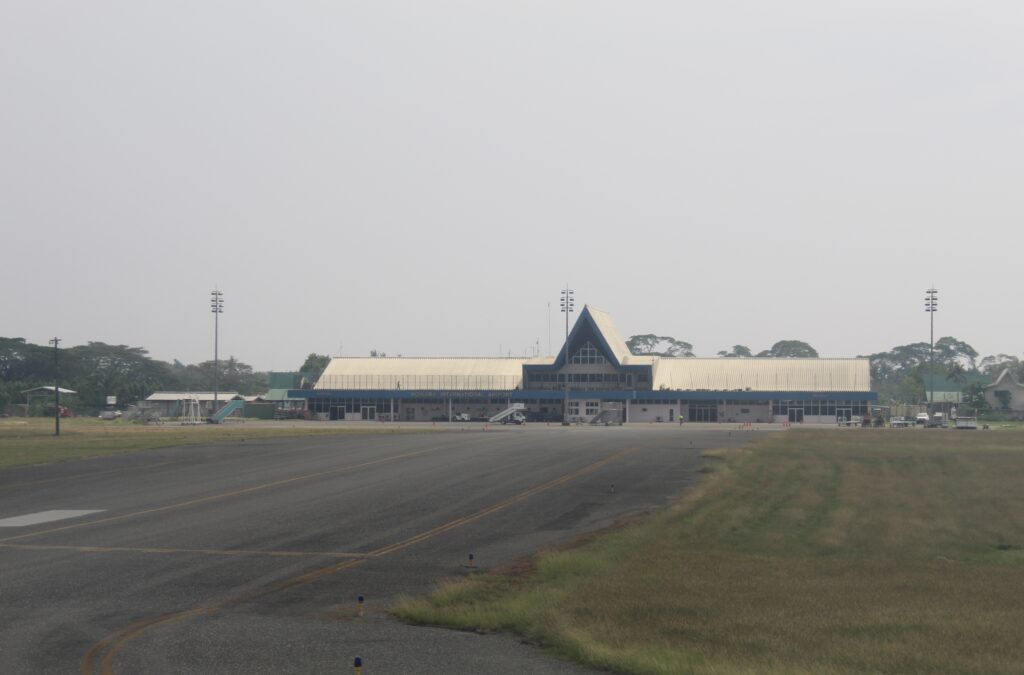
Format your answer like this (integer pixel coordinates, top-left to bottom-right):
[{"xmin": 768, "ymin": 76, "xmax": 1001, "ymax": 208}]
[
  {"xmin": 395, "ymin": 429, "xmax": 1024, "ymax": 675},
  {"xmin": 0, "ymin": 417, "xmax": 413, "ymax": 469}
]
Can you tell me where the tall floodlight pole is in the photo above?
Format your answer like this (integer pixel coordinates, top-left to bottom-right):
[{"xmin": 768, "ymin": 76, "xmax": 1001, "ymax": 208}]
[
  {"xmin": 560, "ymin": 286, "xmax": 575, "ymax": 424},
  {"xmin": 925, "ymin": 287, "xmax": 938, "ymax": 415},
  {"xmin": 49, "ymin": 337, "xmax": 61, "ymax": 436},
  {"xmin": 211, "ymin": 289, "xmax": 224, "ymax": 417}
]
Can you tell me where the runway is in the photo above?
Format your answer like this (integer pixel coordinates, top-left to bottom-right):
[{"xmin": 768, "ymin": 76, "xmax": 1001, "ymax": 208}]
[{"xmin": 0, "ymin": 425, "xmax": 763, "ymax": 674}]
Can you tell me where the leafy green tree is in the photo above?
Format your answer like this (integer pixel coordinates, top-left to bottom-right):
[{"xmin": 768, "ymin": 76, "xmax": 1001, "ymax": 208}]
[
  {"xmin": 0, "ymin": 337, "xmax": 52, "ymax": 381},
  {"xmin": 757, "ymin": 340, "xmax": 818, "ymax": 358},
  {"xmin": 173, "ymin": 357, "xmax": 266, "ymax": 395},
  {"xmin": 866, "ymin": 337, "xmax": 990, "ymax": 406},
  {"xmin": 64, "ymin": 342, "xmax": 173, "ymax": 407},
  {"xmin": 626, "ymin": 334, "xmax": 695, "ymax": 357},
  {"xmin": 300, "ymin": 353, "xmax": 331, "ymax": 376},
  {"xmin": 717, "ymin": 345, "xmax": 752, "ymax": 358},
  {"xmin": 935, "ymin": 337, "xmax": 978, "ymax": 370},
  {"xmin": 864, "ymin": 342, "xmax": 931, "ymax": 383},
  {"xmin": 978, "ymin": 354, "xmax": 1024, "ymax": 383},
  {"xmin": 961, "ymin": 383, "xmax": 989, "ymax": 415}
]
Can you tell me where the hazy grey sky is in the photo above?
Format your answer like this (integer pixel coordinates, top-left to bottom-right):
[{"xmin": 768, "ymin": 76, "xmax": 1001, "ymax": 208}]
[{"xmin": 3, "ymin": 2, "xmax": 1022, "ymax": 370}]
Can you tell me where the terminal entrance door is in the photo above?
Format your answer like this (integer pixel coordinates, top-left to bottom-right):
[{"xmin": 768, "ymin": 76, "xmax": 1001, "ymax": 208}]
[
  {"xmin": 689, "ymin": 404, "xmax": 717, "ymax": 422},
  {"xmin": 360, "ymin": 405, "xmax": 376, "ymax": 421},
  {"xmin": 788, "ymin": 408, "xmax": 804, "ymax": 423}
]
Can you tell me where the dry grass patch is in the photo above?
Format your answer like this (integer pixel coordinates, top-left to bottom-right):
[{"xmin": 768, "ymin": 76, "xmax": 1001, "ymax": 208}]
[
  {"xmin": 395, "ymin": 430, "xmax": 1024, "ymax": 674},
  {"xmin": 0, "ymin": 418, "xmax": 422, "ymax": 468}
]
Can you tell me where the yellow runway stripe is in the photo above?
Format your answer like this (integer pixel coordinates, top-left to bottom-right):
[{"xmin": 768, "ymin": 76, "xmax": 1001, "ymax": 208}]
[
  {"xmin": 80, "ymin": 447, "xmax": 636, "ymax": 675},
  {"xmin": 370, "ymin": 447, "xmax": 635, "ymax": 557},
  {"xmin": 0, "ymin": 460, "xmax": 179, "ymax": 492},
  {"xmin": 0, "ymin": 543, "xmax": 370, "ymax": 559},
  {"xmin": 0, "ymin": 447, "xmax": 442, "ymax": 544}
]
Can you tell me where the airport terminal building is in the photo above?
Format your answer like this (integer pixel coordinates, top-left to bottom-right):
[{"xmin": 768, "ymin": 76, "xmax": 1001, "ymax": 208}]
[{"xmin": 294, "ymin": 306, "xmax": 874, "ymax": 424}]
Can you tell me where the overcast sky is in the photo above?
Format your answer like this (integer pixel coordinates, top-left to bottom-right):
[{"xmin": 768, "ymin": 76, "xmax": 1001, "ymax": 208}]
[{"xmin": 2, "ymin": 2, "xmax": 1021, "ymax": 370}]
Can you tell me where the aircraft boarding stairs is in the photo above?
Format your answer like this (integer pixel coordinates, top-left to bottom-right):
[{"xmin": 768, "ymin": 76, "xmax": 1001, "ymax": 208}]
[
  {"xmin": 488, "ymin": 403, "xmax": 526, "ymax": 423},
  {"xmin": 589, "ymin": 402, "xmax": 624, "ymax": 426},
  {"xmin": 211, "ymin": 398, "xmax": 245, "ymax": 423}
]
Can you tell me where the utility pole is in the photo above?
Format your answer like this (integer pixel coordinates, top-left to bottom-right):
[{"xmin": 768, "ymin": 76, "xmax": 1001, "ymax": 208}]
[
  {"xmin": 560, "ymin": 285, "xmax": 575, "ymax": 425},
  {"xmin": 49, "ymin": 337, "xmax": 61, "ymax": 436},
  {"xmin": 925, "ymin": 287, "xmax": 938, "ymax": 416},
  {"xmin": 211, "ymin": 289, "xmax": 224, "ymax": 418}
]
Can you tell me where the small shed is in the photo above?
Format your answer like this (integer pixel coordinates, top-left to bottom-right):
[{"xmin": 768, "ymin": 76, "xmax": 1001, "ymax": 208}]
[{"xmin": 19, "ymin": 386, "xmax": 77, "ymax": 416}]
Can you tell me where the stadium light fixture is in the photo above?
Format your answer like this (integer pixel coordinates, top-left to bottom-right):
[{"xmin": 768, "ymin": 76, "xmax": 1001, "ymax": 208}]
[
  {"xmin": 560, "ymin": 286, "xmax": 575, "ymax": 425},
  {"xmin": 925, "ymin": 287, "xmax": 938, "ymax": 415},
  {"xmin": 211, "ymin": 289, "xmax": 224, "ymax": 417}
]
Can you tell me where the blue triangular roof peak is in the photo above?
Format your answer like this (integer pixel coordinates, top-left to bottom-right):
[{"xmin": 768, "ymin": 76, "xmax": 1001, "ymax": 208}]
[{"xmin": 553, "ymin": 305, "xmax": 632, "ymax": 368}]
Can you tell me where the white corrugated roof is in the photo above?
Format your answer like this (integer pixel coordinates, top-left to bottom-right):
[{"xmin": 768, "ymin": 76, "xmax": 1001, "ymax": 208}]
[
  {"xmin": 21, "ymin": 386, "xmax": 77, "ymax": 394},
  {"xmin": 651, "ymin": 358, "xmax": 871, "ymax": 392},
  {"xmin": 316, "ymin": 357, "xmax": 554, "ymax": 391},
  {"xmin": 584, "ymin": 306, "xmax": 633, "ymax": 365},
  {"xmin": 145, "ymin": 391, "xmax": 241, "ymax": 402}
]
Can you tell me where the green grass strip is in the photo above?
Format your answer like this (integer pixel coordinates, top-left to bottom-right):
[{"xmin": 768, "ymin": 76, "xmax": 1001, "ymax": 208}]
[
  {"xmin": 0, "ymin": 418, "xmax": 426, "ymax": 469},
  {"xmin": 394, "ymin": 429, "xmax": 1024, "ymax": 675}
]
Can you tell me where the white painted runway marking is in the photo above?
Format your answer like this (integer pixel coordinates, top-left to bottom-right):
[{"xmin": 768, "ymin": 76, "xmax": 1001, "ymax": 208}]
[{"xmin": 0, "ymin": 510, "xmax": 105, "ymax": 527}]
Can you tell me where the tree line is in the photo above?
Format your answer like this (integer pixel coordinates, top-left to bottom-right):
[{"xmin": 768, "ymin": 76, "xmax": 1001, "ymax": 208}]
[
  {"xmin": 0, "ymin": 337, "xmax": 270, "ymax": 412},
  {"xmin": 626, "ymin": 335, "xmax": 819, "ymax": 358},
  {"xmin": 4, "ymin": 332, "xmax": 1020, "ymax": 413}
]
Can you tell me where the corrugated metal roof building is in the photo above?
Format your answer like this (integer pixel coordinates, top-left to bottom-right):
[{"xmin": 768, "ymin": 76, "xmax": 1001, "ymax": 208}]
[
  {"xmin": 298, "ymin": 305, "xmax": 874, "ymax": 424},
  {"xmin": 650, "ymin": 358, "xmax": 870, "ymax": 392},
  {"xmin": 316, "ymin": 357, "xmax": 553, "ymax": 391}
]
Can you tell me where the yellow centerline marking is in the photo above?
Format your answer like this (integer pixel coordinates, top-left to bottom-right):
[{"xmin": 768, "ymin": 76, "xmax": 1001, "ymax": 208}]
[
  {"xmin": 0, "ymin": 543, "xmax": 371, "ymax": 559},
  {"xmin": 0, "ymin": 446, "xmax": 444, "ymax": 544},
  {"xmin": 0, "ymin": 460, "xmax": 179, "ymax": 492},
  {"xmin": 370, "ymin": 448, "xmax": 634, "ymax": 557},
  {"xmin": 80, "ymin": 447, "xmax": 637, "ymax": 675}
]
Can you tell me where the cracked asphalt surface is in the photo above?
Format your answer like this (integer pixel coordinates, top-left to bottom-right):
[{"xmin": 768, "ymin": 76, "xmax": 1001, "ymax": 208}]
[{"xmin": 0, "ymin": 424, "xmax": 763, "ymax": 674}]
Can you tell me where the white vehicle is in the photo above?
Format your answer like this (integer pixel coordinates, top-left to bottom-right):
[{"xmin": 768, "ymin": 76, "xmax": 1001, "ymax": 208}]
[
  {"xmin": 954, "ymin": 416, "xmax": 978, "ymax": 430},
  {"xmin": 915, "ymin": 413, "xmax": 931, "ymax": 425},
  {"xmin": 891, "ymin": 417, "xmax": 914, "ymax": 428},
  {"xmin": 503, "ymin": 412, "xmax": 526, "ymax": 425},
  {"xmin": 452, "ymin": 412, "xmax": 470, "ymax": 422}
]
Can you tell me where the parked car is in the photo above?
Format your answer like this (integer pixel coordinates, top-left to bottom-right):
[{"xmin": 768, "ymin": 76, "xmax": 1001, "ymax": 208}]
[{"xmin": 915, "ymin": 413, "xmax": 931, "ymax": 425}]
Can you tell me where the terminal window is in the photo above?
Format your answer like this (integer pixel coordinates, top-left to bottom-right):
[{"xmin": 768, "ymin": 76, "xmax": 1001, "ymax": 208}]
[{"xmin": 571, "ymin": 342, "xmax": 606, "ymax": 365}]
